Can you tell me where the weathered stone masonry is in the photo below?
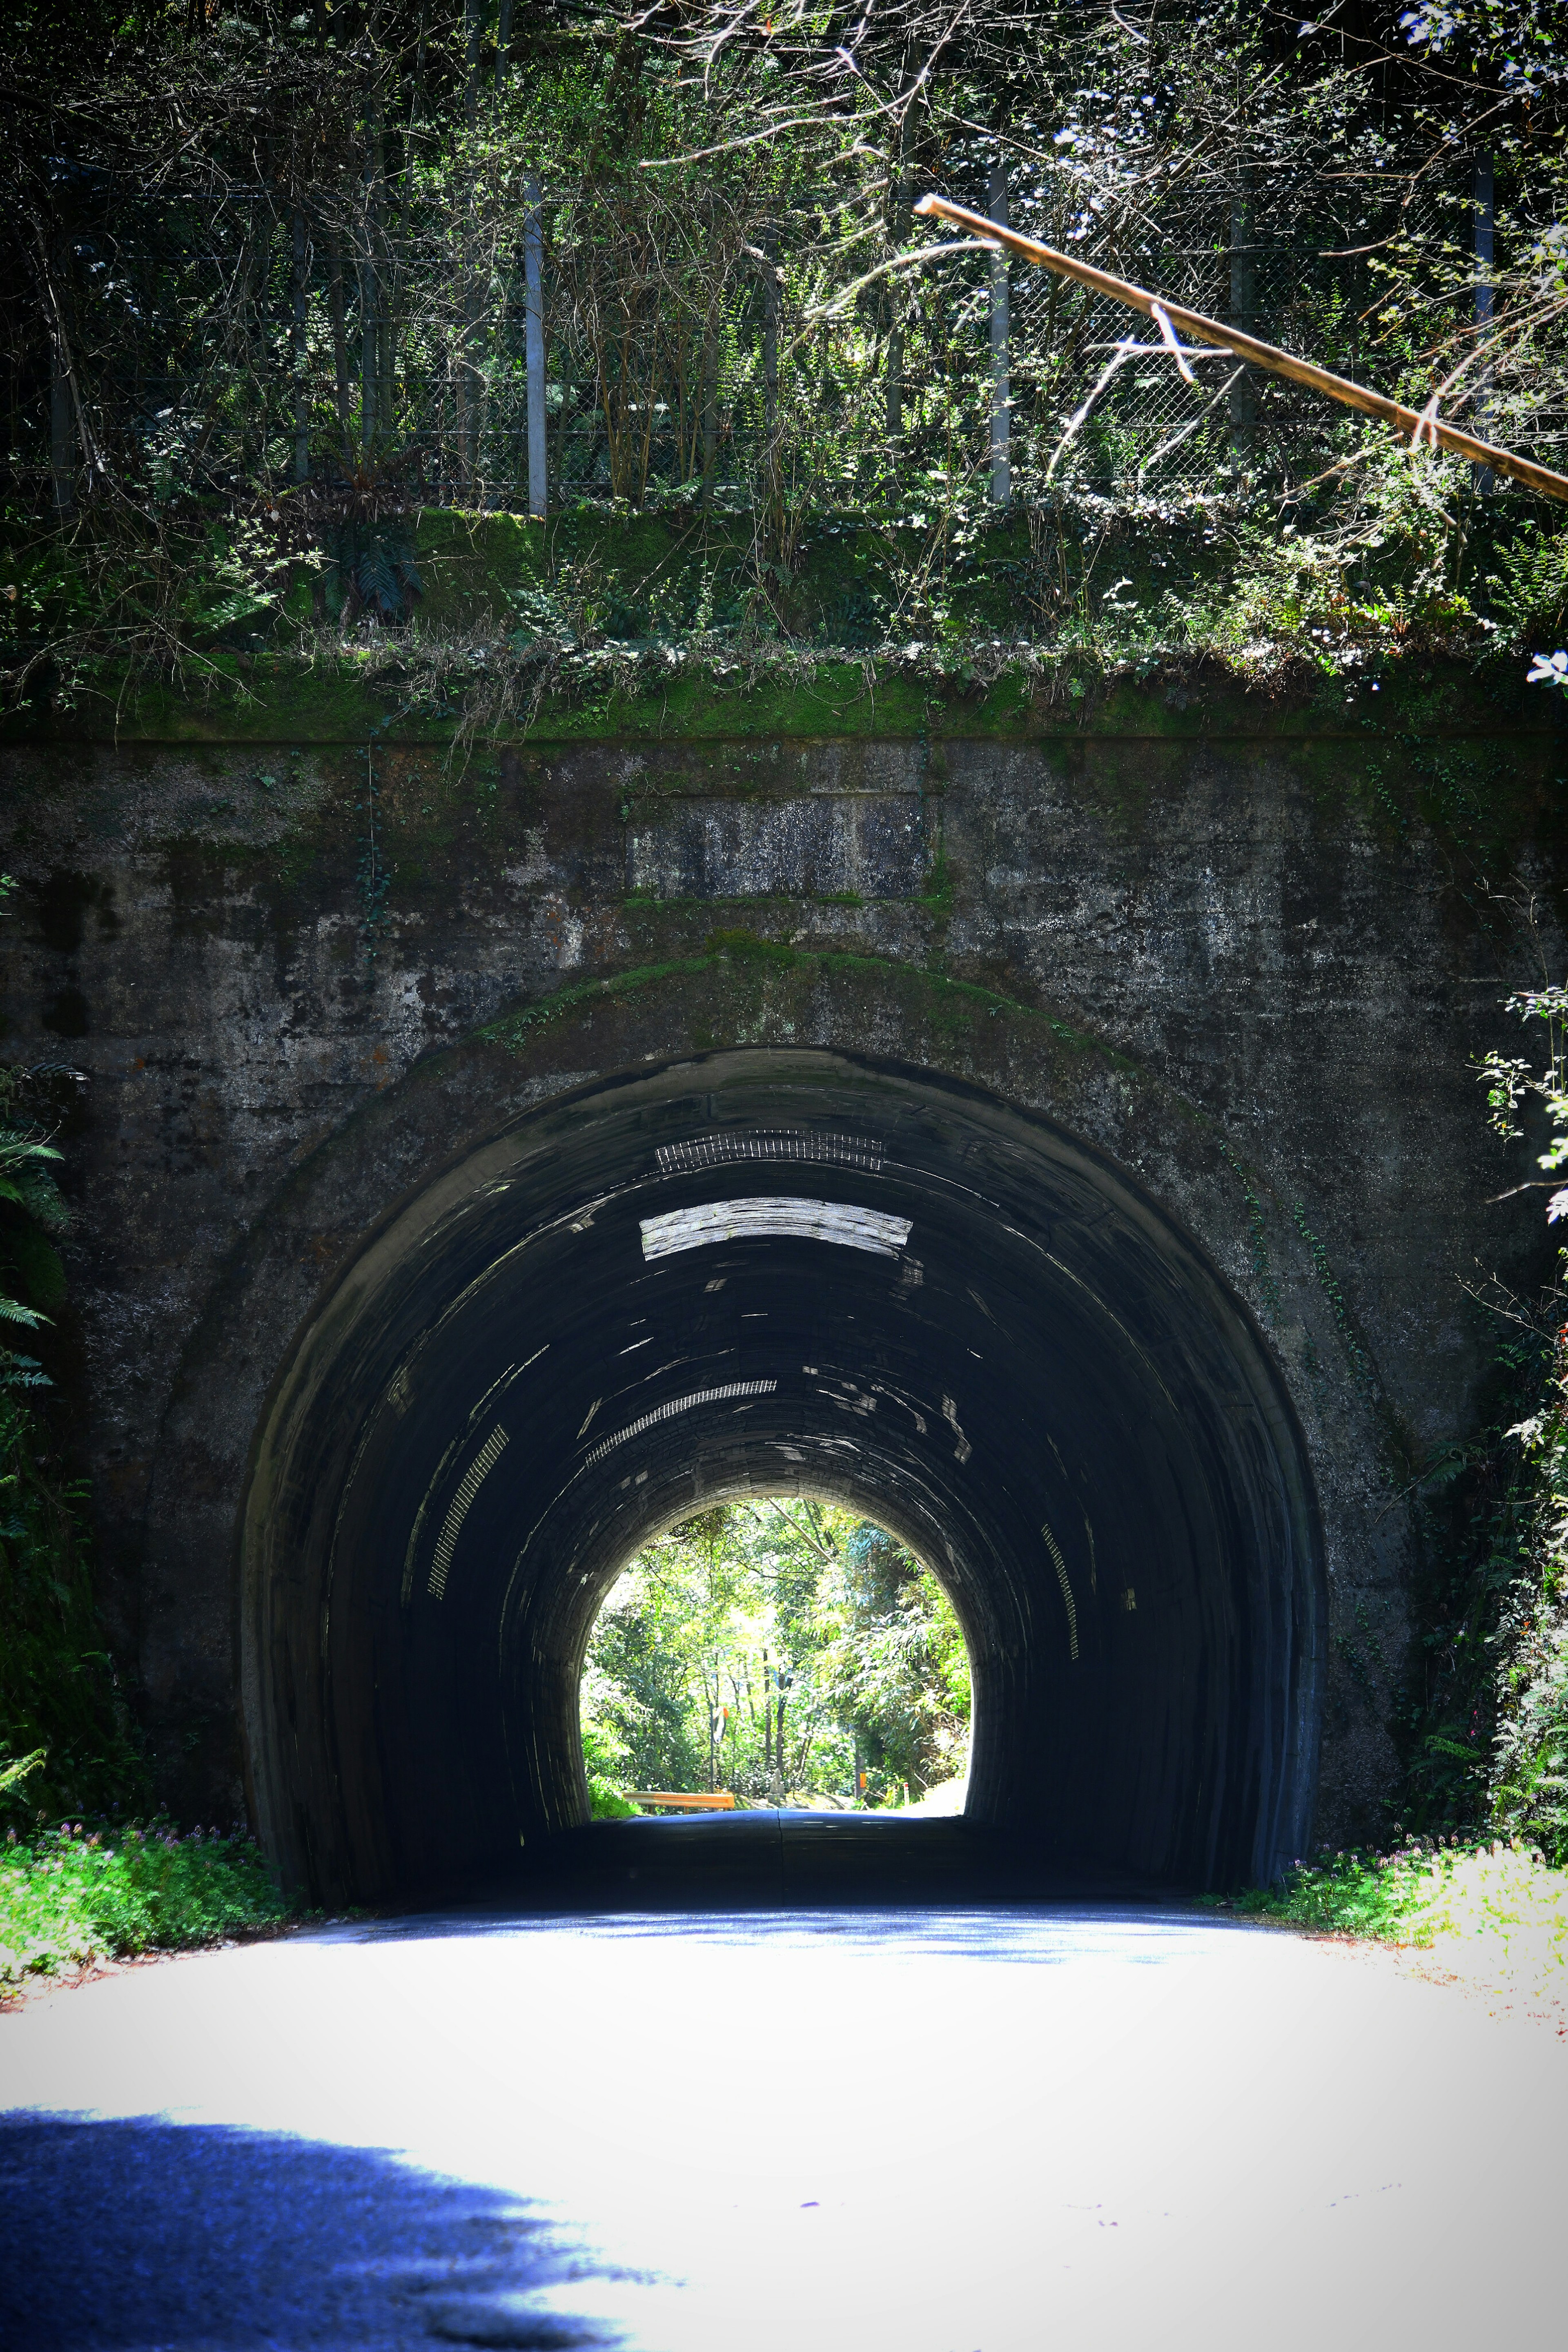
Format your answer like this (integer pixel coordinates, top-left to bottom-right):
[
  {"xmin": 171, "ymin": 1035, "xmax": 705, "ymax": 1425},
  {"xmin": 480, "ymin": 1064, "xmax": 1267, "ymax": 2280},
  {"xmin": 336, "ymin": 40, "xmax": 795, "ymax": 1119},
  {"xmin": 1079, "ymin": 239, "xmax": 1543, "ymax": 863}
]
[{"xmin": 1, "ymin": 666, "xmax": 1561, "ymax": 1881}]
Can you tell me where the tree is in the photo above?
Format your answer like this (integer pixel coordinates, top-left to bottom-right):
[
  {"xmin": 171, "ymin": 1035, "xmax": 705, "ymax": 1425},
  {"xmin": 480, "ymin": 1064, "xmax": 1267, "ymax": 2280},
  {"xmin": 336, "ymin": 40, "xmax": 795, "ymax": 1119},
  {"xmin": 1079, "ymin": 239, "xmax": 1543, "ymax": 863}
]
[{"xmin": 579, "ymin": 1498, "xmax": 971, "ymax": 1808}]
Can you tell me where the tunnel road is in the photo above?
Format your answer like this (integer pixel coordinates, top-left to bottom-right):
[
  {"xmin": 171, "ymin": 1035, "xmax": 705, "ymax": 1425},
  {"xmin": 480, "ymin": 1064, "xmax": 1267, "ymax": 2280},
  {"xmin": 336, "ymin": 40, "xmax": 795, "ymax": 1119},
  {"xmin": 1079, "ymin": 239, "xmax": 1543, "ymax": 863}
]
[{"xmin": 2, "ymin": 1862, "xmax": 1562, "ymax": 2352}]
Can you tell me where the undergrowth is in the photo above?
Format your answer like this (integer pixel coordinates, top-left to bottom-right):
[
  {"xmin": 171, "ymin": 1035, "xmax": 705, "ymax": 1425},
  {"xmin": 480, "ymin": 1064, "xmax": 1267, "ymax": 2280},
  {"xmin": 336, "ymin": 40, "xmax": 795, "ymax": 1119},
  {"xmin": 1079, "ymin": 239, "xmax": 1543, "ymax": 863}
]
[
  {"xmin": 0, "ymin": 1358, "xmax": 148, "ymax": 1830},
  {"xmin": 0, "ymin": 1002, "xmax": 147, "ymax": 1830},
  {"xmin": 0, "ymin": 1818, "xmax": 296, "ymax": 1996},
  {"xmin": 9, "ymin": 452, "xmax": 1568, "ymax": 739},
  {"xmin": 1223, "ymin": 1835, "xmax": 1568, "ymax": 1973}
]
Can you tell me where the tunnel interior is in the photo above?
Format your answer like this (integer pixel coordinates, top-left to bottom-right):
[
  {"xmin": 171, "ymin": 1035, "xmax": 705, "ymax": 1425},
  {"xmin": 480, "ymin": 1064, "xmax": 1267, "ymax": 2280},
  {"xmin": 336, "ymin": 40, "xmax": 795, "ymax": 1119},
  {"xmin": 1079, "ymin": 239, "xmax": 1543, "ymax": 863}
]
[{"xmin": 241, "ymin": 1049, "xmax": 1323, "ymax": 1903}]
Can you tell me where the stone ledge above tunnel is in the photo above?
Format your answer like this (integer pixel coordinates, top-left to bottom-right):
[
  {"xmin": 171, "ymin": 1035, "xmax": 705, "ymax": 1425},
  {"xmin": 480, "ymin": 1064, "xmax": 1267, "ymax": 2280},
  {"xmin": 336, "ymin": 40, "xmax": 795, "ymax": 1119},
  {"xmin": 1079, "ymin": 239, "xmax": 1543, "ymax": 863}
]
[{"xmin": 229, "ymin": 1043, "xmax": 1325, "ymax": 1906}]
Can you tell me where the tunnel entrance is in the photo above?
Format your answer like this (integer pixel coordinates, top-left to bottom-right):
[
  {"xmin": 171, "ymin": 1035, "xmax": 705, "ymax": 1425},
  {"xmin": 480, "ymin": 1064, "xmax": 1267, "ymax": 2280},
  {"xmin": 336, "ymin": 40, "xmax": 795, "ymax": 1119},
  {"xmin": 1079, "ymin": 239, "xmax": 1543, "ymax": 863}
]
[
  {"xmin": 240, "ymin": 1048, "xmax": 1323, "ymax": 1903},
  {"xmin": 580, "ymin": 1499, "xmax": 973, "ymax": 1816}
]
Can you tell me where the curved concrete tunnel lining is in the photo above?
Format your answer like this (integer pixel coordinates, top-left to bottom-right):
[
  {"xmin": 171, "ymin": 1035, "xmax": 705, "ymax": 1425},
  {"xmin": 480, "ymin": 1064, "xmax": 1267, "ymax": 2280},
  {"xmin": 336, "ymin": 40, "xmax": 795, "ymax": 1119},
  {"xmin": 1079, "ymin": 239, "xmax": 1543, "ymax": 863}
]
[{"xmin": 238, "ymin": 1050, "xmax": 1323, "ymax": 1904}]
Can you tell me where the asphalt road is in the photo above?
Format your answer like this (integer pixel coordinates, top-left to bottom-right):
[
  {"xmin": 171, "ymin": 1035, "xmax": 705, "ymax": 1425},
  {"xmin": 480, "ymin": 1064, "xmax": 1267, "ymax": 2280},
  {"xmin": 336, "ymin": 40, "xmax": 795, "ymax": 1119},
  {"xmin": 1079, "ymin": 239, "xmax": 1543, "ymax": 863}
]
[{"xmin": 2, "ymin": 1849, "xmax": 1564, "ymax": 2351}]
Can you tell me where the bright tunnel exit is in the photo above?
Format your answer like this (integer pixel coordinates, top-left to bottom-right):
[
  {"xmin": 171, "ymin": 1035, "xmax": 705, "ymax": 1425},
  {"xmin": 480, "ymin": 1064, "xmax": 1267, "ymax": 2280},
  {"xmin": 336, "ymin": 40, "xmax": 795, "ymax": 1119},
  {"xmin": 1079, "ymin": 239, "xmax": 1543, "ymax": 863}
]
[{"xmin": 579, "ymin": 1502, "xmax": 973, "ymax": 1818}]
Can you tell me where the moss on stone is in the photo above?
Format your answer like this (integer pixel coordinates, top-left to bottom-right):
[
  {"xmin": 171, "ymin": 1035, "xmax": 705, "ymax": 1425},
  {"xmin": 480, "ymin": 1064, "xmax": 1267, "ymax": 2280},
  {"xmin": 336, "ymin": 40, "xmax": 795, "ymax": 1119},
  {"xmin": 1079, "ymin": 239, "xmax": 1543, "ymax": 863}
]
[
  {"xmin": 479, "ymin": 936, "xmax": 1123, "ymax": 1073},
  {"xmin": 6, "ymin": 626, "xmax": 1557, "ymax": 752},
  {"xmin": 479, "ymin": 956, "xmax": 718, "ymax": 1051}
]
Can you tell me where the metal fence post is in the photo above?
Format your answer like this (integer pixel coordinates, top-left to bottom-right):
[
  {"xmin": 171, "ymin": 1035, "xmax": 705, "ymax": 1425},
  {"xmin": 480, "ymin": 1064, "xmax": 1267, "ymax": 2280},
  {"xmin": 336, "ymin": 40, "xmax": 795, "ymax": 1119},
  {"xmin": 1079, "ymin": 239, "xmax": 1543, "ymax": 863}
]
[
  {"xmin": 292, "ymin": 209, "xmax": 311, "ymax": 484},
  {"xmin": 1228, "ymin": 168, "xmax": 1256, "ymax": 458},
  {"xmin": 988, "ymin": 164, "xmax": 1010, "ymax": 508},
  {"xmin": 1473, "ymin": 152, "xmax": 1495, "ymax": 492},
  {"xmin": 525, "ymin": 175, "xmax": 547, "ymax": 518}
]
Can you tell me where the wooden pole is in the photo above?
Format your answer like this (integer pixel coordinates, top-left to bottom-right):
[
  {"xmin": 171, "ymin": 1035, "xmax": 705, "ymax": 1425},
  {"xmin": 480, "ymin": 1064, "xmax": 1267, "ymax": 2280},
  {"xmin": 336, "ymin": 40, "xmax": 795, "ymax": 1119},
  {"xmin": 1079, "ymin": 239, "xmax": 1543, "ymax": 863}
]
[{"xmin": 912, "ymin": 193, "xmax": 1568, "ymax": 506}]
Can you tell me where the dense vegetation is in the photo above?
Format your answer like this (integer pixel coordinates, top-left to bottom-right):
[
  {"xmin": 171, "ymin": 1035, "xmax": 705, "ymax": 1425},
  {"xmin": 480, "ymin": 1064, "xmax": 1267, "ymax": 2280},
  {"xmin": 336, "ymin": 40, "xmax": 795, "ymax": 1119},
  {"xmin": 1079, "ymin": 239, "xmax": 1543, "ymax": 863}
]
[
  {"xmin": 0, "ymin": 1821, "xmax": 292, "ymax": 1995},
  {"xmin": 581, "ymin": 1500, "xmax": 971, "ymax": 1811},
  {"xmin": 1224, "ymin": 1835, "xmax": 1567, "ymax": 2021},
  {"xmin": 0, "ymin": 899, "xmax": 144, "ymax": 1835},
  {"xmin": 2, "ymin": 2, "xmax": 1566, "ymax": 713},
  {"xmin": 0, "ymin": 878, "xmax": 292, "ymax": 1993}
]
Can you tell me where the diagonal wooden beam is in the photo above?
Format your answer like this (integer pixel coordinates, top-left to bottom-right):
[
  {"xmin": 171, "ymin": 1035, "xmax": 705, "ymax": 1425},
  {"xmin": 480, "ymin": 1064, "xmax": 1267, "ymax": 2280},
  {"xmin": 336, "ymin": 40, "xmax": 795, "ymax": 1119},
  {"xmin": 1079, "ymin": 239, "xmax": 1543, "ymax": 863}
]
[{"xmin": 913, "ymin": 192, "xmax": 1568, "ymax": 504}]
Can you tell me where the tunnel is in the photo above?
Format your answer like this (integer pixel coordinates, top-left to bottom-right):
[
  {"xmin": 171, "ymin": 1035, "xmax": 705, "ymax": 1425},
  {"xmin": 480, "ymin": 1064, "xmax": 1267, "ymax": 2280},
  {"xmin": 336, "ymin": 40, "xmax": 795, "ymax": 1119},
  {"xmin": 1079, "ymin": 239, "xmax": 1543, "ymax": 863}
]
[{"xmin": 239, "ymin": 1047, "xmax": 1323, "ymax": 1903}]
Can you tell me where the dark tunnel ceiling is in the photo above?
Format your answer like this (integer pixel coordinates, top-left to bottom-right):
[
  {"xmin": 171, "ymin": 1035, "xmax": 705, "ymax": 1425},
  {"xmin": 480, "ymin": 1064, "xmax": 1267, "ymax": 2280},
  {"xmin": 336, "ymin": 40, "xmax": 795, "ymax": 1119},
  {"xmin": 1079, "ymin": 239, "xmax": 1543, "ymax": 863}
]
[{"xmin": 242, "ymin": 1050, "xmax": 1323, "ymax": 1903}]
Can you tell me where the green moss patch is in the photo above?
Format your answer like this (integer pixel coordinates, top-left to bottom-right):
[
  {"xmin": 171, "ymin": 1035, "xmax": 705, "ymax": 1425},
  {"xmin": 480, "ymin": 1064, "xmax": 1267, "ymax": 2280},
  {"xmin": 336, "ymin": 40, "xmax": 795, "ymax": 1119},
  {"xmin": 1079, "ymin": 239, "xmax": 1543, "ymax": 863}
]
[{"xmin": 479, "ymin": 936, "xmax": 1117, "ymax": 1068}]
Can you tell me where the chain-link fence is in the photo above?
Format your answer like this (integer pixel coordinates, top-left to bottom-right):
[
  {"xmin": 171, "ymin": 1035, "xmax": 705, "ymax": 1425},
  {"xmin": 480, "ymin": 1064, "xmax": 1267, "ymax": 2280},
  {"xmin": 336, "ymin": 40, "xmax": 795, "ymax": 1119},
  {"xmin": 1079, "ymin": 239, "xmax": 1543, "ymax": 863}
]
[{"xmin": 12, "ymin": 161, "xmax": 1552, "ymax": 525}]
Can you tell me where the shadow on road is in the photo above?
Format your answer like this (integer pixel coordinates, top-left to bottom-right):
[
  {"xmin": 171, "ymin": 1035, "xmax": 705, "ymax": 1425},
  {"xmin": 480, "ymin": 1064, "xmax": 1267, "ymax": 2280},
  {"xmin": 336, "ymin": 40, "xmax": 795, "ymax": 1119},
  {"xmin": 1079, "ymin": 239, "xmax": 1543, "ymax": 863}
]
[{"xmin": 0, "ymin": 2115, "xmax": 609, "ymax": 2350}]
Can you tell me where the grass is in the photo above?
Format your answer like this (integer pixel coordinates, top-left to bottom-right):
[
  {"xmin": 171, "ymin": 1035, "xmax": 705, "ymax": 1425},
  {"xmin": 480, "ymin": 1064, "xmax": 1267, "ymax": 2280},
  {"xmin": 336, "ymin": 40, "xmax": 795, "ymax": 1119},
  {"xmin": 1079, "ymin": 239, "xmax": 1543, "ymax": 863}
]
[
  {"xmin": 1223, "ymin": 1836, "xmax": 1568, "ymax": 2009},
  {"xmin": 0, "ymin": 1818, "xmax": 297, "ymax": 1995}
]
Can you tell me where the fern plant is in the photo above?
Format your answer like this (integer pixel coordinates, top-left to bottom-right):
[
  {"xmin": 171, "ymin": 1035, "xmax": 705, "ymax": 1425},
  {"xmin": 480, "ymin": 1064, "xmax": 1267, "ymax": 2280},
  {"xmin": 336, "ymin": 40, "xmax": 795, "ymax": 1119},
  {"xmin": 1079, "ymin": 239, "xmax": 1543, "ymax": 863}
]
[
  {"xmin": 1473, "ymin": 937, "xmax": 1568, "ymax": 1864},
  {"xmin": 0, "ymin": 876, "xmax": 145, "ymax": 1826},
  {"xmin": 0, "ymin": 1113, "xmax": 67, "ymax": 1333},
  {"xmin": 0, "ymin": 883, "xmax": 69, "ymax": 1337}
]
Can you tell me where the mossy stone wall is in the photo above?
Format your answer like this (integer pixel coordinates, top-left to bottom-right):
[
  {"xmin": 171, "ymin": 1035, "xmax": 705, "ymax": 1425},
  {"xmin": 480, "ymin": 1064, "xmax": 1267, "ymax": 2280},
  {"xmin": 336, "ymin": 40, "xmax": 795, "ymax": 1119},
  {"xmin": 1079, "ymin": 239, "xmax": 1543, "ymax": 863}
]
[{"xmin": 1, "ymin": 665, "xmax": 1562, "ymax": 1844}]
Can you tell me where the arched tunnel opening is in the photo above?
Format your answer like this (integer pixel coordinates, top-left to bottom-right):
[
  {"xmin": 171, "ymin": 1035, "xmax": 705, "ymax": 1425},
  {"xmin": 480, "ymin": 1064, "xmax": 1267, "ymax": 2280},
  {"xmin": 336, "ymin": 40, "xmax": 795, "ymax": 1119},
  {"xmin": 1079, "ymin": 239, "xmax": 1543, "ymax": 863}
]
[
  {"xmin": 240, "ymin": 1048, "xmax": 1323, "ymax": 1904},
  {"xmin": 579, "ymin": 1496, "xmax": 976, "ymax": 1815}
]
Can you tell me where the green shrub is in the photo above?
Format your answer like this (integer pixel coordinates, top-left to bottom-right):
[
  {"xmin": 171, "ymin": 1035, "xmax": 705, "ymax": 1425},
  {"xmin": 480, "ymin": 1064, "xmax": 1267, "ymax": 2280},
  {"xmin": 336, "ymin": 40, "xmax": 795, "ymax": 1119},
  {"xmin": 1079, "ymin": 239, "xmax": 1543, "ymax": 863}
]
[
  {"xmin": 1226, "ymin": 1834, "xmax": 1568, "ymax": 1959},
  {"xmin": 580, "ymin": 1709, "xmax": 641, "ymax": 1819},
  {"xmin": 0, "ymin": 1819, "xmax": 294, "ymax": 1991},
  {"xmin": 0, "ymin": 1355, "xmax": 150, "ymax": 1830}
]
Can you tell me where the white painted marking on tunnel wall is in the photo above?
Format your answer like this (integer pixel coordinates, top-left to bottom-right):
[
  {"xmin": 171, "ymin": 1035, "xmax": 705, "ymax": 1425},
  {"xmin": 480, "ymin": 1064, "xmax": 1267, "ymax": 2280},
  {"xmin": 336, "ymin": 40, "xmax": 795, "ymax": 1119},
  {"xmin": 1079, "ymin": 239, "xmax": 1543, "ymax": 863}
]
[
  {"xmin": 1041, "ymin": 1520, "xmax": 1079, "ymax": 1662},
  {"xmin": 402, "ymin": 1432, "xmax": 464, "ymax": 1606},
  {"xmin": 872, "ymin": 1380, "xmax": 929, "ymax": 1435},
  {"xmin": 428, "ymin": 1424, "xmax": 510, "ymax": 1600},
  {"xmin": 582, "ymin": 1381, "xmax": 778, "ymax": 1469},
  {"xmin": 640, "ymin": 1199, "xmax": 911, "ymax": 1260},
  {"xmin": 655, "ymin": 1130, "xmax": 883, "ymax": 1176},
  {"xmin": 466, "ymin": 1346, "xmax": 548, "ymax": 1431}
]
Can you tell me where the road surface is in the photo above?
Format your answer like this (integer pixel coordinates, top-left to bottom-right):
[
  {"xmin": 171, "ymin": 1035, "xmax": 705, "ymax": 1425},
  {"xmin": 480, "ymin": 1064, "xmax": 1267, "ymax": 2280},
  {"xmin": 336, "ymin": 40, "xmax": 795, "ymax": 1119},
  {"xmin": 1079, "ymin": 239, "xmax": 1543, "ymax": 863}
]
[{"xmin": 2, "ymin": 1839, "xmax": 1563, "ymax": 2350}]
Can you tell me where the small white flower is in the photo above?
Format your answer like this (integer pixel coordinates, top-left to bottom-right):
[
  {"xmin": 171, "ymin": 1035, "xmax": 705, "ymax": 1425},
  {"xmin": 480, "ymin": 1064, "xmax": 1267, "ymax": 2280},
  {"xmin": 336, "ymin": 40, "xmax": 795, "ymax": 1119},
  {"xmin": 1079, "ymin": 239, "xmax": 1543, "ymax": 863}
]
[{"xmin": 1527, "ymin": 649, "xmax": 1568, "ymax": 688}]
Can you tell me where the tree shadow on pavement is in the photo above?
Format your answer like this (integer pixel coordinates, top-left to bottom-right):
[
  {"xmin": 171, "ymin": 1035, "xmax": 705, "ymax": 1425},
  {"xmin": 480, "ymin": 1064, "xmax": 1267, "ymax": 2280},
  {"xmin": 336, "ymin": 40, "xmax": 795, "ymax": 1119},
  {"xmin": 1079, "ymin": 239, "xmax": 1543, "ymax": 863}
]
[{"xmin": 0, "ymin": 2115, "xmax": 624, "ymax": 2349}]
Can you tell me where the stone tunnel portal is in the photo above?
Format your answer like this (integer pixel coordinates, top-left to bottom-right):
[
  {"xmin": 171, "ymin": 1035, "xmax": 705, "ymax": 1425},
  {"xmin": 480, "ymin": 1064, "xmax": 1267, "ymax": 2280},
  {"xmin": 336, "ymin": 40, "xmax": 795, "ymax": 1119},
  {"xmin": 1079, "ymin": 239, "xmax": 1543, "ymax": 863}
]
[{"xmin": 239, "ymin": 1050, "xmax": 1323, "ymax": 1904}]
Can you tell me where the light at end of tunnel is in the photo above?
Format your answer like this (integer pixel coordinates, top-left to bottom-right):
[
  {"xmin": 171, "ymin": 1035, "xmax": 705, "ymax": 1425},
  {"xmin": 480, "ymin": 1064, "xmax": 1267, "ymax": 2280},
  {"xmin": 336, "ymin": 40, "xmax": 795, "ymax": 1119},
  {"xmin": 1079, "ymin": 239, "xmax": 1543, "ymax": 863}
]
[{"xmin": 639, "ymin": 1199, "xmax": 913, "ymax": 1260}]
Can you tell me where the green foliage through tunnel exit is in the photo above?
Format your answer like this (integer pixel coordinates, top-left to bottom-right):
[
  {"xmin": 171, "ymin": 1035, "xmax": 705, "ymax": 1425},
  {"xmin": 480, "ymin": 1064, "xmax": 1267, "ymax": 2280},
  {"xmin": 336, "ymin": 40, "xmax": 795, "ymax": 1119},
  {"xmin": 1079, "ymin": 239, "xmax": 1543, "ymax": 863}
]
[{"xmin": 580, "ymin": 1501, "xmax": 971, "ymax": 1815}]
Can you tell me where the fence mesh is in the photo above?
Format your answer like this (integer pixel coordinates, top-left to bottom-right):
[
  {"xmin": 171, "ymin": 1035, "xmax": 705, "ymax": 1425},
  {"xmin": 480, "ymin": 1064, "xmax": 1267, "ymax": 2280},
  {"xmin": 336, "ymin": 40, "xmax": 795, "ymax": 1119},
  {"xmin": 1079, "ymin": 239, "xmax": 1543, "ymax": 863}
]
[{"xmin": 12, "ymin": 167, "xmax": 1557, "ymax": 523}]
